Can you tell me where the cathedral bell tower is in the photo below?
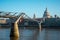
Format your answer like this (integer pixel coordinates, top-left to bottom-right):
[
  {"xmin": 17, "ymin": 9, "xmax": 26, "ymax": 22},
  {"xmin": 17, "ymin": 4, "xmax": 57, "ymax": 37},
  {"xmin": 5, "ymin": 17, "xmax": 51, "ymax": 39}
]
[{"xmin": 33, "ymin": 13, "xmax": 36, "ymax": 19}]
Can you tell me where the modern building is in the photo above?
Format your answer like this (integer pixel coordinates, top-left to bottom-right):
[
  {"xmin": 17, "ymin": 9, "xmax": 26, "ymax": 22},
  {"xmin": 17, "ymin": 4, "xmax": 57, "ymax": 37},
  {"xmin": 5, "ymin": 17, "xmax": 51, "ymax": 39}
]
[{"xmin": 0, "ymin": 18, "xmax": 11, "ymax": 27}]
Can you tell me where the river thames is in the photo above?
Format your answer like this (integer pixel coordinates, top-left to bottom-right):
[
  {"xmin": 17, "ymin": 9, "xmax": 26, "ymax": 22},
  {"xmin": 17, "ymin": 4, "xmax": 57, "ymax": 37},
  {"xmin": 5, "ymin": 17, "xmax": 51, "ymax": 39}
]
[{"xmin": 0, "ymin": 27, "xmax": 60, "ymax": 40}]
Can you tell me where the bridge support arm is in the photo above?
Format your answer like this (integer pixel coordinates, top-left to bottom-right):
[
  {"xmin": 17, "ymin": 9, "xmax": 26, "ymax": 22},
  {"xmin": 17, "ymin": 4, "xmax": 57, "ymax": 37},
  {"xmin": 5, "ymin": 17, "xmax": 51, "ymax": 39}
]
[
  {"xmin": 10, "ymin": 15, "xmax": 21, "ymax": 37},
  {"xmin": 10, "ymin": 22, "xmax": 19, "ymax": 38}
]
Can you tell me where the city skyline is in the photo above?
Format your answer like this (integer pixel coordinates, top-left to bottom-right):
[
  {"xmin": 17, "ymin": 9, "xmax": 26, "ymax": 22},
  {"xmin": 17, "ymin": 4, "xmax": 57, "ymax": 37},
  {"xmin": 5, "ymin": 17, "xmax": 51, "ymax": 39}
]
[{"xmin": 0, "ymin": 0, "xmax": 60, "ymax": 18}]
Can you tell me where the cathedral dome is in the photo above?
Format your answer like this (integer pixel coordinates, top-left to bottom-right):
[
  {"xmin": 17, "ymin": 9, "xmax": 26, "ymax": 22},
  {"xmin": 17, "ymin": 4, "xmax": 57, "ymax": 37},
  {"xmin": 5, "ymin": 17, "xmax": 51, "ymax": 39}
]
[{"xmin": 43, "ymin": 8, "xmax": 51, "ymax": 18}]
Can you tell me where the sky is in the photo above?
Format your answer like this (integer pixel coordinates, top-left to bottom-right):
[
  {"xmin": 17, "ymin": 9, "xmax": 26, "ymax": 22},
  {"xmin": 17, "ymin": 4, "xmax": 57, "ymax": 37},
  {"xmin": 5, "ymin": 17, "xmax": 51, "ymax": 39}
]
[{"xmin": 0, "ymin": 0, "xmax": 60, "ymax": 18}]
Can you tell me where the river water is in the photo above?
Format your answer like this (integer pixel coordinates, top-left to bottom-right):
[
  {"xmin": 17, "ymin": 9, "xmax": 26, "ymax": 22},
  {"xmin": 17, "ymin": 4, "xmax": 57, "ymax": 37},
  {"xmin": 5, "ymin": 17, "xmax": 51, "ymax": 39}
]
[{"xmin": 0, "ymin": 27, "xmax": 60, "ymax": 40}]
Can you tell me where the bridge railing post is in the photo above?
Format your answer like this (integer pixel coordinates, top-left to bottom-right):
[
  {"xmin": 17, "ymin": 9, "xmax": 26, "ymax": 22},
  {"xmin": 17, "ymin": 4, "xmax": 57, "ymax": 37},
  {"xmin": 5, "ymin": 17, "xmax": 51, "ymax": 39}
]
[
  {"xmin": 39, "ymin": 20, "xmax": 42, "ymax": 32},
  {"xmin": 39, "ymin": 22, "xmax": 41, "ymax": 31}
]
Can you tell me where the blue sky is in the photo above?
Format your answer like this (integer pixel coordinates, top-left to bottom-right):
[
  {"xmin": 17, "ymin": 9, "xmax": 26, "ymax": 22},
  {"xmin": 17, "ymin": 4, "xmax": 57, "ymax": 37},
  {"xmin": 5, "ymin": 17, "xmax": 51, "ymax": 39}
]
[{"xmin": 0, "ymin": 0, "xmax": 60, "ymax": 18}]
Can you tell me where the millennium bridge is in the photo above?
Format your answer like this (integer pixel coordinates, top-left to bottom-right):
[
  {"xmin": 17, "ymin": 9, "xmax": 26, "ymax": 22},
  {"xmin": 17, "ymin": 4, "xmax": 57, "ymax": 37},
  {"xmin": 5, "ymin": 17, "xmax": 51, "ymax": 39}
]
[{"xmin": 0, "ymin": 11, "xmax": 43, "ymax": 28}]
